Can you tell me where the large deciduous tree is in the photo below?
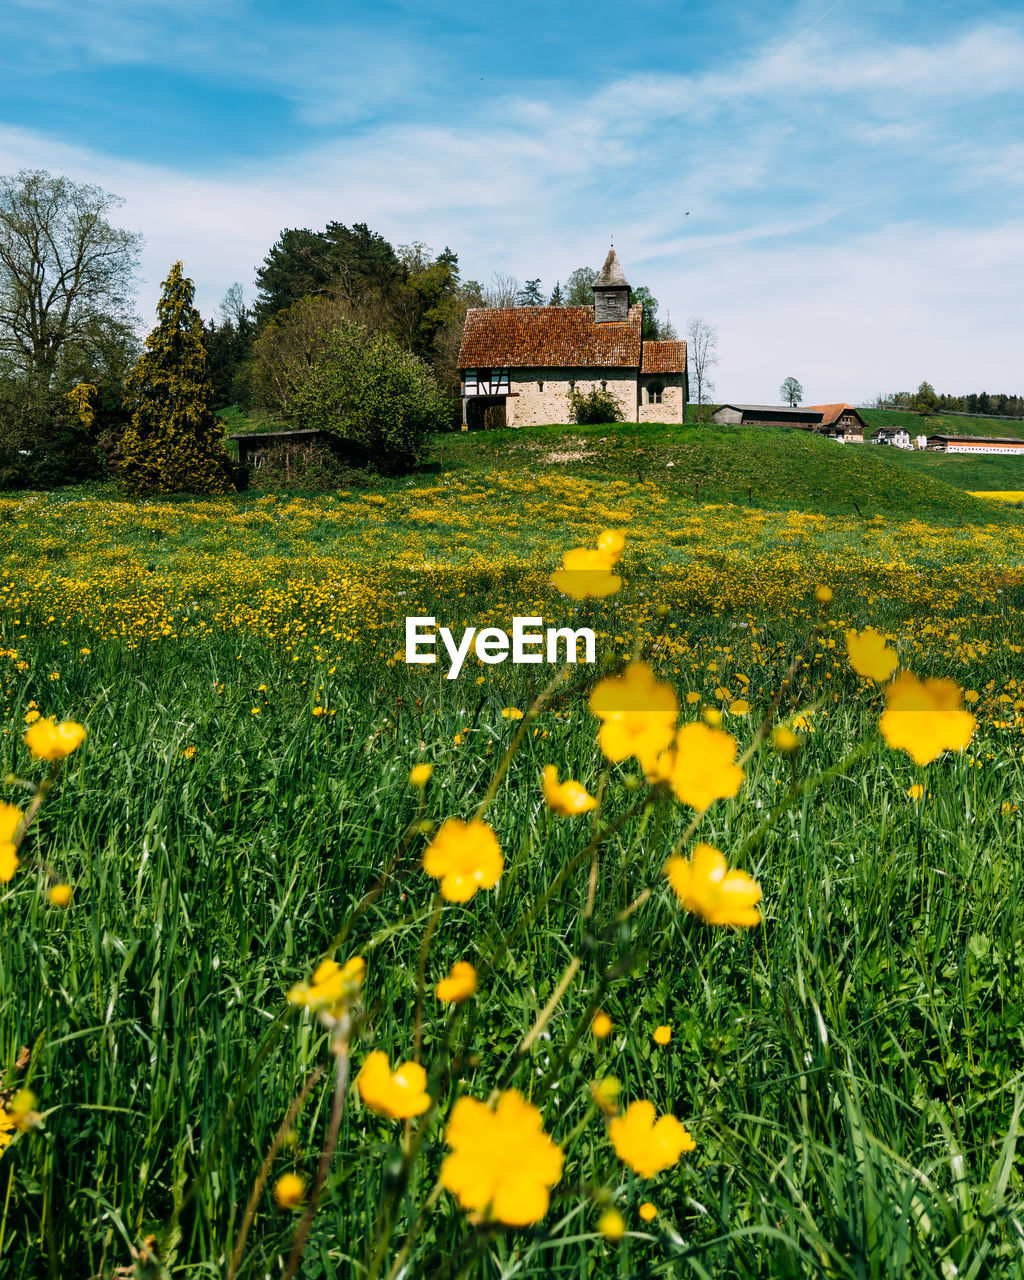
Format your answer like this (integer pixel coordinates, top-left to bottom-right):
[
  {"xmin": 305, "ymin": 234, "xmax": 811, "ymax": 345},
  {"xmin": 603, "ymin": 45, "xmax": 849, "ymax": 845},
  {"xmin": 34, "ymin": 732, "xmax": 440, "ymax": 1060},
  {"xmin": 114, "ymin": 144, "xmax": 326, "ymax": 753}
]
[
  {"xmin": 117, "ymin": 262, "xmax": 233, "ymax": 495},
  {"xmin": 564, "ymin": 266, "xmax": 597, "ymax": 306},
  {"xmin": 0, "ymin": 169, "xmax": 141, "ymax": 386},
  {"xmin": 686, "ymin": 317, "xmax": 719, "ymax": 408},
  {"xmin": 780, "ymin": 376, "xmax": 803, "ymax": 406}
]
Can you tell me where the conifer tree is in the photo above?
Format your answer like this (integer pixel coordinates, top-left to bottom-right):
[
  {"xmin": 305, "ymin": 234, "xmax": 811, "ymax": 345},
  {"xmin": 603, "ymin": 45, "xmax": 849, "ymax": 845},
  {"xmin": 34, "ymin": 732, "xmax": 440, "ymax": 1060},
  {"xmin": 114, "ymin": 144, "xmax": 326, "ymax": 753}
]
[{"xmin": 117, "ymin": 261, "xmax": 233, "ymax": 495}]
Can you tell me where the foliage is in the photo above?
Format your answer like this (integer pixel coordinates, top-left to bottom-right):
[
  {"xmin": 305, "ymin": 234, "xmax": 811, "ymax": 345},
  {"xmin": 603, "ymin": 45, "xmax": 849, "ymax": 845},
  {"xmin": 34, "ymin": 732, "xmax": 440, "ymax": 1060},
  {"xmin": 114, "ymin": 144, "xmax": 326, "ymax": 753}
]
[
  {"xmin": 116, "ymin": 262, "xmax": 234, "ymax": 495},
  {"xmin": 516, "ymin": 278, "xmax": 544, "ymax": 306},
  {"xmin": 686, "ymin": 318, "xmax": 718, "ymax": 405},
  {"xmin": 780, "ymin": 375, "xmax": 803, "ymax": 406},
  {"xmin": 567, "ymin": 385, "xmax": 625, "ymax": 425},
  {"xmin": 203, "ymin": 284, "xmax": 254, "ymax": 409},
  {"xmin": 0, "ymin": 376, "xmax": 105, "ymax": 489},
  {"xmin": 245, "ymin": 442, "xmax": 354, "ymax": 492},
  {"xmin": 253, "ymin": 222, "xmax": 400, "ymax": 323},
  {"xmin": 0, "ymin": 169, "xmax": 141, "ymax": 387},
  {"xmin": 548, "ymin": 281, "xmax": 564, "ymax": 306},
  {"xmin": 565, "ymin": 265, "xmax": 598, "ymax": 306},
  {"xmin": 293, "ymin": 319, "xmax": 451, "ymax": 471}
]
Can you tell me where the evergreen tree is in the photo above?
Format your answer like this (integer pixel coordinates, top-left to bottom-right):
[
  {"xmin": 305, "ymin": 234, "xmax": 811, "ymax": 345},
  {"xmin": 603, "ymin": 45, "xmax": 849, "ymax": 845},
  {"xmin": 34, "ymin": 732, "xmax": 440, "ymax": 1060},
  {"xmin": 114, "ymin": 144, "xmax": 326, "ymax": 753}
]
[
  {"xmin": 117, "ymin": 261, "xmax": 233, "ymax": 495},
  {"xmin": 548, "ymin": 282, "xmax": 564, "ymax": 306},
  {"xmin": 516, "ymin": 278, "xmax": 544, "ymax": 306}
]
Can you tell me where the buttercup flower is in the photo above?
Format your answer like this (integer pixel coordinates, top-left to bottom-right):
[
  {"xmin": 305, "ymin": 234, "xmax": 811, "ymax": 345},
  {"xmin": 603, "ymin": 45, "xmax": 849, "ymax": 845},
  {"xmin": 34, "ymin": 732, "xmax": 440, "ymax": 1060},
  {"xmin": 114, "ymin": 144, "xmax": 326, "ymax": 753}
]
[
  {"xmin": 357, "ymin": 1050, "xmax": 431, "ymax": 1119},
  {"xmin": 608, "ymin": 1100, "xmax": 695, "ymax": 1177},
  {"xmin": 589, "ymin": 662, "xmax": 678, "ymax": 771},
  {"xmin": 542, "ymin": 765, "xmax": 597, "ymax": 816},
  {"xmin": 846, "ymin": 628, "xmax": 899, "ymax": 683},
  {"xmin": 653, "ymin": 1024, "xmax": 671, "ymax": 1046},
  {"xmin": 23, "ymin": 717, "xmax": 86, "ymax": 761},
  {"xmin": 879, "ymin": 672, "xmax": 976, "ymax": 766},
  {"xmin": 639, "ymin": 1201, "xmax": 658, "ymax": 1222},
  {"xmin": 665, "ymin": 844, "xmax": 762, "ymax": 927},
  {"xmin": 592, "ymin": 1011, "xmax": 613, "ymax": 1039},
  {"xmin": 436, "ymin": 961, "xmax": 477, "ymax": 1003},
  {"xmin": 48, "ymin": 884, "xmax": 73, "ymax": 907},
  {"xmin": 408, "ymin": 763, "xmax": 433, "ymax": 788},
  {"xmin": 649, "ymin": 723, "xmax": 744, "ymax": 812},
  {"xmin": 273, "ymin": 1173, "xmax": 305, "ymax": 1209},
  {"xmin": 423, "ymin": 818, "xmax": 503, "ymax": 902},
  {"xmin": 551, "ymin": 529, "xmax": 625, "ymax": 600},
  {"xmin": 598, "ymin": 1208, "xmax": 626, "ymax": 1241},
  {"xmin": 287, "ymin": 955, "xmax": 365, "ymax": 1020},
  {"xmin": 771, "ymin": 725, "xmax": 800, "ymax": 753},
  {"xmin": 0, "ymin": 802, "xmax": 24, "ymax": 883},
  {"xmin": 440, "ymin": 1091, "xmax": 563, "ymax": 1225}
]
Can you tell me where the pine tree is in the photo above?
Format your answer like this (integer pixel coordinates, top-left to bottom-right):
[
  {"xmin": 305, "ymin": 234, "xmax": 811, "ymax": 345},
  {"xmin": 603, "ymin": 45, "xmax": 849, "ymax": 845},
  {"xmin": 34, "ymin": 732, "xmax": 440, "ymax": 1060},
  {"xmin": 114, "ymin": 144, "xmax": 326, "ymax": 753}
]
[
  {"xmin": 548, "ymin": 282, "xmax": 564, "ymax": 306},
  {"xmin": 117, "ymin": 262, "xmax": 233, "ymax": 495}
]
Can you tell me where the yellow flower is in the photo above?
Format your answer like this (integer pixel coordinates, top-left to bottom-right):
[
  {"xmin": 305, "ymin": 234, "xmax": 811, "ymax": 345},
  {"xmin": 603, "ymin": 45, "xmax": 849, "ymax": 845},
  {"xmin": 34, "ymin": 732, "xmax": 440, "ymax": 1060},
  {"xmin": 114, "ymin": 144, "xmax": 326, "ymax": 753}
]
[
  {"xmin": 423, "ymin": 817, "xmax": 503, "ymax": 902},
  {"xmin": 879, "ymin": 672, "xmax": 976, "ymax": 766},
  {"xmin": 0, "ymin": 802, "xmax": 23, "ymax": 883},
  {"xmin": 408, "ymin": 763, "xmax": 434, "ymax": 788},
  {"xmin": 815, "ymin": 585, "xmax": 833, "ymax": 604},
  {"xmin": 436, "ymin": 961, "xmax": 477, "ymax": 1003},
  {"xmin": 440, "ymin": 1091, "xmax": 563, "ymax": 1225},
  {"xmin": 551, "ymin": 529, "xmax": 625, "ymax": 600},
  {"xmin": 501, "ymin": 706, "xmax": 524, "ymax": 720},
  {"xmin": 250, "ymin": 707, "xmax": 261, "ymax": 715},
  {"xmin": 964, "ymin": 690, "xmax": 980, "ymax": 704},
  {"xmin": 639, "ymin": 1201, "xmax": 657, "ymax": 1222},
  {"xmin": 846, "ymin": 628, "xmax": 898, "ymax": 683},
  {"xmin": 589, "ymin": 662, "xmax": 678, "ymax": 771},
  {"xmin": 703, "ymin": 706, "xmax": 722, "ymax": 727},
  {"xmin": 598, "ymin": 1208, "xmax": 626, "ymax": 1241},
  {"xmin": 590, "ymin": 1076, "xmax": 621, "ymax": 1115},
  {"xmin": 907, "ymin": 783, "xmax": 926, "ymax": 802},
  {"xmin": 23, "ymin": 709, "xmax": 40, "ymax": 725},
  {"xmin": 649, "ymin": 724, "xmax": 744, "ymax": 812},
  {"xmin": 665, "ymin": 844, "xmax": 762, "ymax": 927},
  {"xmin": 48, "ymin": 884, "xmax": 73, "ymax": 907},
  {"xmin": 608, "ymin": 1100, "xmax": 695, "ymax": 1177},
  {"xmin": 23, "ymin": 717, "xmax": 86, "ymax": 761},
  {"xmin": 287, "ymin": 955, "xmax": 365, "ymax": 1020},
  {"xmin": 357, "ymin": 1050, "xmax": 431, "ymax": 1119},
  {"xmin": 771, "ymin": 725, "xmax": 800, "ymax": 753},
  {"xmin": 273, "ymin": 1173, "xmax": 305, "ymax": 1209},
  {"xmin": 541, "ymin": 765, "xmax": 597, "ymax": 816},
  {"xmin": 652, "ymin": 1024, "xmax": 671, "ymax": 1046},
  {"xmin": 728, "ymin": 699, "xmax": 750, "ymax": 716},
  {"xmin": 592, "ymin": 1011, "xmax": 613, "ymax": 1039},
  {"xmin": 685, "ymin": 691, "xmax": 701, "ymax": 705}
]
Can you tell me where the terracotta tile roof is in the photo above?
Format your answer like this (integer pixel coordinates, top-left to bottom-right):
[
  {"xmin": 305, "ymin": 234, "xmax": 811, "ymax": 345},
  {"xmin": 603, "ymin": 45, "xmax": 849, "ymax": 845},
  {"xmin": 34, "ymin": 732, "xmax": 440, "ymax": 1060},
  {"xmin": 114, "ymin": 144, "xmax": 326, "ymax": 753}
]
[
  {"xmin": 641, "ymin": 340, "xmax": 687, "ymax": 374},
  {"xmin": 458, "ymin": 305, "xmax": 642, "ymax": 369},
  {"xmin": 804, "ymin": 402, "xmax": 866, "ymax": 427}
]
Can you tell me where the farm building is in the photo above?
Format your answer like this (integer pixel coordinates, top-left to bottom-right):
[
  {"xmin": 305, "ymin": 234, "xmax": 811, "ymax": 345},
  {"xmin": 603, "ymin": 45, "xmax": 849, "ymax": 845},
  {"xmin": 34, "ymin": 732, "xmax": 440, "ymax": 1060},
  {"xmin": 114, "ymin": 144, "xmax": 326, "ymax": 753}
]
[
  {"xmin": 456, "ymin": 249, "xmax": 688, "ymax": 428},
  {"xmin": 803, "ymin": 403, "xmax": 868, "ymax": 441},
  {"xmin": 713, "ymin": 404, "xmax": 824, "ymax": 428},
  {"xmin": 871, "ymin": 426, "xmax": 914, "ymax": 448},
  {"xmin": 927, "ymin": 434, "xmax": 1024, "ymax": 455}
]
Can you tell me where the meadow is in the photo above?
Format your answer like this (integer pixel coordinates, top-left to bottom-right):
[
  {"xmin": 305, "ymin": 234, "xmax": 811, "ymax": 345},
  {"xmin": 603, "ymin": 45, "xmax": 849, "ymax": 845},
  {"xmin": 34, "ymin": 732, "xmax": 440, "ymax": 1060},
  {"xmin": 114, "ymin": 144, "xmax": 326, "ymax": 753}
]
[{"xmin": 3, "ymin": 442, "xmax": 1024, "ymax": 1278}]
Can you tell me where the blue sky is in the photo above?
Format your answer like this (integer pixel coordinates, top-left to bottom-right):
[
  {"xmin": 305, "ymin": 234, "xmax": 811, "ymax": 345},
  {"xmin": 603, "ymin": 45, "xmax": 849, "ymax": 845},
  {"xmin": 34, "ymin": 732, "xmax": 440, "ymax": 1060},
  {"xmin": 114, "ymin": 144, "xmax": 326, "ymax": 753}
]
[{"xmin": 2, "ymin": 0, "xmax": 1021, "ymax": 403}]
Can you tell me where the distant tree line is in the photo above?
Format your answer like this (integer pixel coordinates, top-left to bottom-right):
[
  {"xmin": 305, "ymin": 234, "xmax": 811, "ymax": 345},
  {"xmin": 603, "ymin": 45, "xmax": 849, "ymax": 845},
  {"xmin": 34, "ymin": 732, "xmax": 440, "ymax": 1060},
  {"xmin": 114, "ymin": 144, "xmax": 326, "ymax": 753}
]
[{"xmin": 875, "ymin": 382, "xmax": 1024, "ymax": 418}]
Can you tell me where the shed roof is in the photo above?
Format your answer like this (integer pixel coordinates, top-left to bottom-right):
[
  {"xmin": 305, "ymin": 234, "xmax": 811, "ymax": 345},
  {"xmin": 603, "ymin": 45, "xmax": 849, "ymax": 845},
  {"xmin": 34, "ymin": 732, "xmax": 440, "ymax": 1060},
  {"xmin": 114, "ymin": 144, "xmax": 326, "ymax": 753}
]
[
  {"xmin": 458, "ymin": 304, "xmax": 643, "ymax": 369},
  {"xmin": 641, "ymin": 340, "xmax": 687, "ymax": 374},
  {"xmin": 718, "ymin": 404, "xmax": 824, "ymax": 420}
]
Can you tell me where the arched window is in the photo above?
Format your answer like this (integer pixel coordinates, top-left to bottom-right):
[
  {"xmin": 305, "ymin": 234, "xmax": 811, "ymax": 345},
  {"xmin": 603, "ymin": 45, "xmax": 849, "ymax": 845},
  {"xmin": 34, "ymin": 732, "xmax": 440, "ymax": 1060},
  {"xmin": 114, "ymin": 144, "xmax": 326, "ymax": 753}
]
[
  {"xmin": 601, "ymin": 380, "xmax": 608, "ymax": 391},
  {"xmin": 538, "ymin": 380, "xmax": 544, "ymax": 391},
  {"xmin": 647, "ymin": 383, "xmax": 664, "ymax": 404}
]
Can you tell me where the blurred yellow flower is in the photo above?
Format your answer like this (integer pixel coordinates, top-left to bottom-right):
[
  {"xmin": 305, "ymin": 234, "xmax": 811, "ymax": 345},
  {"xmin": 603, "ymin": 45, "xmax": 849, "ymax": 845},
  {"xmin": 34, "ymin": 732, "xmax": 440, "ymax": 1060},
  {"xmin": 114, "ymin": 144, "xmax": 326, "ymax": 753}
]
[
  {"xmin": 440, "ymin": 1091, "xmax": 563, "ymax": 1225},
  {"xmin": 48, "ymin": 883, "xmax": 73, "ymax": 907},
  {"xmin": 551, "ymin": 529, "xmax": 625, "ymax": 600},
  {"xmin": 590, "ymin": 1076, "xmax": 621, "ymax": 1115},
  {"xmin": 703, "ymin": 706, "xmax": 723, "ymax": 727},
  {"xmin": 665, "ymin": 844, "xmax": 762, "ymax": 927},
  {"xmin": 598, "ymin": 1208, "xmax": 626, "ymax": 1241},
  {"xmin": 408, "ymin": 763, "xmax": 434, "ymax": 788},
  {"xmin": 436, "ymin": 961, "xmax": 477, "ymax": 1003},
  {"xmin": 287, "ymin": 955, "xmax": 365, "ymax": 1020},
  {"xmin": 501, "ymin": 707, "xmax": 524, "ymax": 720},
  {"xmin": 542, "ymin": 765, "xmax": 597, "ymax": 816},
  {"xmin": 639, "ymin": 1201, "xmax": 657, "ymax": 1222},
  {"xmin": 846, "ymin": 628, "xmax": 898, "ymax": 683},
  {"xmin": 423, "ymin": 817, "xmax": 503, "ymax": 902},
  {"xmin": 771, "ymin": 725, "xmax": 800, "ymax": 753},
  {"xmin": 592, "ymin": 1011, "xmax": 613, "ymax": 1039},
  {"xmin": 650, "ymin": 724, "xmax": 743, "ymax": 812},
  {"xmin": 589, "ymin": 661, "xmax": 678, "ymax": 771},
  {"xmin": 815, "ymin": 585, "xmax": 833, "ymax": 604},
  {"xmin": 608, "ymin": 1100, "xmax": 695, "ymax": 1177},
  {"xmin": 652, "ymin": 1024, "xmax": 671, "ymax": 1046},
  {"xmin": 357, "ymin": 1051, "xmax": 431, "ymax": 1119},
  {"xmin": 23, "ymin": 717, "xmax": 86, "ymax": 761},
  {"xmin": 0, "ymin": 802, "xmax": 23, "ymax": 883},
  {"xmin": 880, "ymin": 672, "xmax": 976, "ymax": 766},
  {"xmin": 273, "ymin": 1172, "xmax": 305, "ymax": 1209}
]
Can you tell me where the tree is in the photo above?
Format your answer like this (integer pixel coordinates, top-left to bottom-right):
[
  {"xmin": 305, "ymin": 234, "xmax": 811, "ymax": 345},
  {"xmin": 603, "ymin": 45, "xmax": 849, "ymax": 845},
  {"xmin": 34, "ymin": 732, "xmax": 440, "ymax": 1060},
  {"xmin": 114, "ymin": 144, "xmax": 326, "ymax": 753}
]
[
  {"xmin": 203, "ymin": 283, "xmax": 254, "ymax": 408},
  {"xmin": 517, "ymin": 279, "xmax": 544, "ymax": 307},
  {"xmin": 0, "ymin": 169, "xmax": 141, "ymax": 387},
  {"xmin": 293, "ymin": 319, "xmax": 450, "ymax": 472},
  {"xmin": 913, "ymin": 380, "xmax": 938, "ymax": 414},
  {"xmin": 117, "ymin": 262, "xmax": 233, "ymax": 495},
  {"xmin": 686, "ymin": 317, "xmax": 719, "ymax": 407},
  {"xmin": 564, "ymin": 266, "xmax": 597, "ymax": 306},
  {"xmin": 567, "ymin": 386, "xmax": 623, "ymax": 425},
  {"xmin": 253, "ymin": 222, "xmax": 401, "ymax": 323},
  {"xmin": 548, "ymin": 282, "xmax": 564, "ymax": 306},
  {"xmin": 780, "ymin": 376, "xmax": 803, "ymax": 406},
  {"xmin": 483, "ymin": 272, "xmax": 520, "ymax": 308},
  {"xmin": 631, "ymin": 285, "xmax": 661, "ymax": 340}
]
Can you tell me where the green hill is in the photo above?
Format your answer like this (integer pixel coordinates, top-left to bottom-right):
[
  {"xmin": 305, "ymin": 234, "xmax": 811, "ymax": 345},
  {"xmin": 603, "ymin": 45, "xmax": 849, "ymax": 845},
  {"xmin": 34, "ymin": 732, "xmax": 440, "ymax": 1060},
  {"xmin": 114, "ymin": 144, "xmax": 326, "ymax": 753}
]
[
  {"xmin": 430, "ymin": 419, "xmax": 1017, "ymax": 523},
  {"xmin": 859, "ymin": 407, "xmax": 1024, "ymax": 439}
]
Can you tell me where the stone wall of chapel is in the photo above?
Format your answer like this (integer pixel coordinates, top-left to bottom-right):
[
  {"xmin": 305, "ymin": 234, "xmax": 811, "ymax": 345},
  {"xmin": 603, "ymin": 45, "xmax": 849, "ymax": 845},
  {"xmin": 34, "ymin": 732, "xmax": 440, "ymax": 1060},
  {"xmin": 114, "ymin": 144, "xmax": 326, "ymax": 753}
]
[
  {"xmin": 507, "ymin": 368, "xmax": 638, "ymax": 427},
  {"xmin": 637, "ymin": 375, "xmax": 685, "ymax": 424}
]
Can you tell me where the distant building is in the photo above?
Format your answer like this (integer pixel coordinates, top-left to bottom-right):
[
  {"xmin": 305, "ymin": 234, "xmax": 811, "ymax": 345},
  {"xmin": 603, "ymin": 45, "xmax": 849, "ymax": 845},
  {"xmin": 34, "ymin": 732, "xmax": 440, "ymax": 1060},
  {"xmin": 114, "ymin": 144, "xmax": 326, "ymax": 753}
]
[
  {"xmin": 803, "ymin": 403, "xmax": 868, "ymax": 442},
  {"xmin": 457, "ymin": 249, "xmax": 688, "ymax": 429},
  {"xmin": 712, "ymin": 404, "xmax": 825, "ymax": 428},
  {"xmin": 927, "ymin": 434, "xmax": 1024, "ymax": 455},
  {"xmin": 871, "ymin": 426, "xmax": 913, "ymax": 448}
]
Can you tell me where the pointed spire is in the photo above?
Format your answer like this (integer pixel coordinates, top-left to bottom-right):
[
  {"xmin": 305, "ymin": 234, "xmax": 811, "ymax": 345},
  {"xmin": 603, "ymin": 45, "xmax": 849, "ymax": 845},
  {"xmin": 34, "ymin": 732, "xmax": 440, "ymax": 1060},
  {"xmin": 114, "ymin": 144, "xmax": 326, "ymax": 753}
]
[{"xmin": 595, "ymin": 247, "xmax": 630, "ymax": 290}]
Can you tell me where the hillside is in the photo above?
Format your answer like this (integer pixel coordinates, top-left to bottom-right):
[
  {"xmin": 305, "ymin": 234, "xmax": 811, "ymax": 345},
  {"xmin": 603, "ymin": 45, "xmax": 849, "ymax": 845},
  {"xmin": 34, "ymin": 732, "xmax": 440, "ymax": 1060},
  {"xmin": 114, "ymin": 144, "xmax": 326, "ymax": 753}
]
[{"xmin": 859, "ymin": 407, "xmax": 1024, "ymax": 439}]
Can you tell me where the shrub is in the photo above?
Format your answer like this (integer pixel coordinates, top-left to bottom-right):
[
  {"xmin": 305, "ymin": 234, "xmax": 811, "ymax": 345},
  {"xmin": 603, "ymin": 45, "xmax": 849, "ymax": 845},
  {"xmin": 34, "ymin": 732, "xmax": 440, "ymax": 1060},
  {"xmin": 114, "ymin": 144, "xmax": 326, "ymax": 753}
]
[{"xmin": 567, "ymin": 386, "xmax": 624, "ymax": 425}]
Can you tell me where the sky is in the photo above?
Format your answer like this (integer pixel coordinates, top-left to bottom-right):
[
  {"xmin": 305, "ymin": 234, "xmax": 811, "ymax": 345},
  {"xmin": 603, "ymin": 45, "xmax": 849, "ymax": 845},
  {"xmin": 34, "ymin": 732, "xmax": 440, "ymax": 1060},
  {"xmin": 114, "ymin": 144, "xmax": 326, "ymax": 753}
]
[{"xmin": 1, "ymin": 0, "xmax": 1021, "ymax": 405}]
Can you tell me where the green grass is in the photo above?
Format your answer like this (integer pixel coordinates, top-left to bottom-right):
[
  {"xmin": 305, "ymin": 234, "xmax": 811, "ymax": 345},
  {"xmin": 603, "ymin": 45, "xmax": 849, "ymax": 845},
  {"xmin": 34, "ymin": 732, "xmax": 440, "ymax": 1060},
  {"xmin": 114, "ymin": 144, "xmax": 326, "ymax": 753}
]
[{"xmin": 859, "ymin": 408, "xmax": 1024, "ymax": 440}]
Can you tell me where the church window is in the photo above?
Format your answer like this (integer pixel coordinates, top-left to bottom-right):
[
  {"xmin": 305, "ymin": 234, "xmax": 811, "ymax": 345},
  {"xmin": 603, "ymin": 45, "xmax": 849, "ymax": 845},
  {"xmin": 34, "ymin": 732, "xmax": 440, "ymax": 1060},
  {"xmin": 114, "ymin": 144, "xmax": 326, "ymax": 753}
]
[
  {"xmin": 538, "ymin": 380, "xmax": 544, "ymax": 391},
  {"xmin": 648, "ymin": 383, "xmax": 664, "ymax": 404},
  {"xmin": 601, "ymin": 380, "xmax": 608, "ymax": 391}
]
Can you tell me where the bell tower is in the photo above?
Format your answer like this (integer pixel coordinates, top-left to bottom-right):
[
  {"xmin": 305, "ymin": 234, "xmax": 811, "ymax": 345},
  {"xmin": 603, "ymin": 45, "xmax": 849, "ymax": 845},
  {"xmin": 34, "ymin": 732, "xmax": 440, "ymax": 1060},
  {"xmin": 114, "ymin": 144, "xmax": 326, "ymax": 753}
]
[{"xmin": 592, "ymin": 247, "xmax": 631, "ymax": 323}]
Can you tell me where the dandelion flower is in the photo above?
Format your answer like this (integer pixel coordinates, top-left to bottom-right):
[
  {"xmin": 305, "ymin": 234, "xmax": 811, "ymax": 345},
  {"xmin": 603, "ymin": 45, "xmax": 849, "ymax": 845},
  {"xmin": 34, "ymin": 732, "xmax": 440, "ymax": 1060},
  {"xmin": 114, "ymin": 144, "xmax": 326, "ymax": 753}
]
[
  {"xmin": 665, "ymin": 844, "xmax": 762, "ymax": 927},
  {"xmin": 23, "ymin": 718, "xmax": 86, "ymax": 761},
  {"xmin": 440, "ymin": 1091, "xmax": 563, "ymax": 1225},
  {"xmin": 48, "ymin": 884, "xmax": 73, "ymax": 907},
  {"xmin": 423, "ymin": 818, "xmax": 503, "ymax": 902},
  {"xmin": 815, "ymin": 586, "xmax": 833, "ymax": 604},
  {"xmin": 436, "ymin": 961, "xmax": 477, "ymax": 1004},
  {"xmin": 552, "ymin": 529, "xmax": 625, "ymax": 600},
  {"xmin": 846, "ymin": 628, "xmax": 898, "ymax": 683},
  {"xmin": 879, "ymin": 672, "xmax": 976, "ymax": 766},
  {"xmin": 608, "ymin": 1100, "xmax": 695, "ymax": 1177},
  {"xmin": 728, "ymin": 699, "xmax": 750, "ymax": 716},
  {"xmin": 357, "ymin": 1051, "xmax": 431, "ymax": 1119},
  {"xmin": 907, "ymin": 783, "xmax": 926, "ymax": 802},
  {"xmin": 501, "ymin": 707, "xmax": 524, "ymax": 720},
  {"xmin": 542, "ymin": 765, "xmax": 597, "ymax": 816}
]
